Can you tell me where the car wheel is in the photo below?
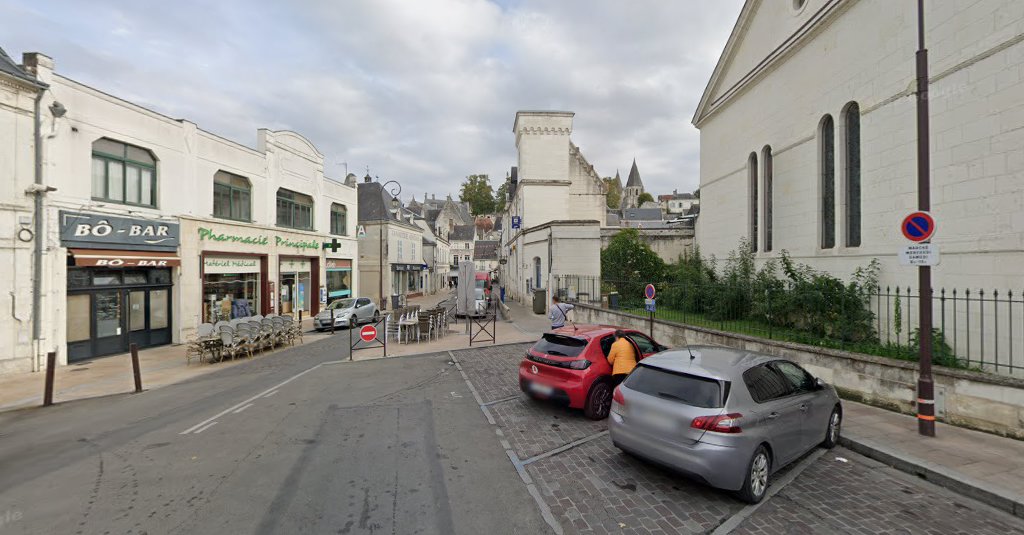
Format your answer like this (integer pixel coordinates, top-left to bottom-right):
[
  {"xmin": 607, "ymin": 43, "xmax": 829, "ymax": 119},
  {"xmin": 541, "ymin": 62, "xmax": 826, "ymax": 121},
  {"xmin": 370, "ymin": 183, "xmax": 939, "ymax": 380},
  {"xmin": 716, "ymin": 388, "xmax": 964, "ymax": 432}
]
[
  {"xmin": 737, "ymin": 446, "xmax": 771, "ymax": 504},
  {"xmin": 822, "ymin": 407, "xmax": 841, "ymax": 449},
  {"xmin": 373, "ymin": 311, "xmax": 380, "ymax": 323},
  {"xmin": 583, "ymin": 380, "xmax": 613, "ymax": 420}
]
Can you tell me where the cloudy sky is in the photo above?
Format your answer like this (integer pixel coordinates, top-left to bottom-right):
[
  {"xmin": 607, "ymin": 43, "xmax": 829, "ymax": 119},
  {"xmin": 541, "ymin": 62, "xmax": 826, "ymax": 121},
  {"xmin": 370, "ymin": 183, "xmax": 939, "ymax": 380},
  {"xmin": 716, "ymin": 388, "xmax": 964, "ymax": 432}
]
[{"xmin": 3, "ymin": 0, "xmax": 742, "ymax": 201}]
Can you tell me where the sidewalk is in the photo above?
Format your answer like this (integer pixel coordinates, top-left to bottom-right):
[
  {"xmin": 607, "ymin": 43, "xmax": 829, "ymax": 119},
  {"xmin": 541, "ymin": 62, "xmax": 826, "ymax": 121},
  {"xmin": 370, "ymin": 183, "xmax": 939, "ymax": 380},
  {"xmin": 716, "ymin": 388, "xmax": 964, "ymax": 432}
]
[
  {"xmin": 0, "ymin": 322, "xmax": 332, "ymax": 414},
  {"xmin": 841, "ymin": 400, "xmax": 1024, "ymax": 518}
]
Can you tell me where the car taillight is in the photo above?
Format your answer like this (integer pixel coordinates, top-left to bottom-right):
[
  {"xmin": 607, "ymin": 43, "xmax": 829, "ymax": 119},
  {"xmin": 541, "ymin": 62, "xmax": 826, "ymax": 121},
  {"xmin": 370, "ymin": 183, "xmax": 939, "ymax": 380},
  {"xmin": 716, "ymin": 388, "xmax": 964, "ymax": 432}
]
[
  {"xmin": 612, "ymin": 385, "xmax": 625, "ymax": 405},
  {"xmin": 691, "ymin": 413, "xmax": 743, "ymax": 434},
  {"xmin": 568, "ymin": 359, "xmax": 591, "ymax": 370}
]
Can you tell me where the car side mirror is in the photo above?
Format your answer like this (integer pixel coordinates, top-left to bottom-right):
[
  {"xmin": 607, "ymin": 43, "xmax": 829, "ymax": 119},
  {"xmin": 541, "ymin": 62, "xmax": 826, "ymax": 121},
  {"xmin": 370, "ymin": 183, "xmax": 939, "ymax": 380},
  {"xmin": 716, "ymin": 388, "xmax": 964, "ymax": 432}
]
[{"xmin": 815, "ymin": 378, "xmax": 826, "ymax": 390}]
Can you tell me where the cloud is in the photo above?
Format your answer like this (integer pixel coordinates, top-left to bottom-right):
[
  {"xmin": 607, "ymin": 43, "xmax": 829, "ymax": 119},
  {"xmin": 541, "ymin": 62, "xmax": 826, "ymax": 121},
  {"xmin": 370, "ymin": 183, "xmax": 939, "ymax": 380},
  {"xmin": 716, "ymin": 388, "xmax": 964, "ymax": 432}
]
[{"xmin": 1, "ymin": 0, "xmax": 742, "ymax": 199}]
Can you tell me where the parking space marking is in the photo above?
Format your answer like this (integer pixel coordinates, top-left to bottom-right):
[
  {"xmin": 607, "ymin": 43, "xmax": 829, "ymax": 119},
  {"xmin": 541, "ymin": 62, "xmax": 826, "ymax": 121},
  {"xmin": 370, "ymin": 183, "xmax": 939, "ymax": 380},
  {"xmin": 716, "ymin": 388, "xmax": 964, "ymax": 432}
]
[
  {"xmin": 709, "ymin": 448, "xmax": 826, "ymax": 535},
  {"xmin": 519, "ymin": 430, "xmax": 609, "ymax": 466},
  {"xmin": 179, "ymin": 363, "xmax": 321, "ymax": 435},
  {"xmin": 449, "ymin": 350, "xmax": 564, "ymax": 535},
  {"xmin": 481, "ymin": 394, "xmax": 521, "ymax": 407}
]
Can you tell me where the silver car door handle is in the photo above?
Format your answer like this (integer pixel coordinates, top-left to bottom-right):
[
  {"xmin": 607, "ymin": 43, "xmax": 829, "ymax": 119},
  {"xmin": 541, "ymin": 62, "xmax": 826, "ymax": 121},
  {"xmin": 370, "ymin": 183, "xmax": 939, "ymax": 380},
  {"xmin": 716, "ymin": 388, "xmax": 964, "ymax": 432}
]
[
  {"xmin": 766, "ymin": 412, "xmax": 779, "ymax": 420},
  {"xmin": 799, "ymin": 404, "xmax": 808, "ymax": 412}
]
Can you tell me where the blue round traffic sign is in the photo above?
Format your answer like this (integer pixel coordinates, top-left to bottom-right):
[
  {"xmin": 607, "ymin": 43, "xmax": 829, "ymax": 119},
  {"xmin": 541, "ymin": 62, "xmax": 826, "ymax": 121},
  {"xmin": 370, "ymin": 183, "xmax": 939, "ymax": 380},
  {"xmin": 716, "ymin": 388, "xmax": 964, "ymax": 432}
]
[
  {"xmin": 901, "ymin": 212, "xmax": 935, "ymax": 243},
  {"xmin": 644, "ymin": 284, "xmax": 656, "ymax": 299}
]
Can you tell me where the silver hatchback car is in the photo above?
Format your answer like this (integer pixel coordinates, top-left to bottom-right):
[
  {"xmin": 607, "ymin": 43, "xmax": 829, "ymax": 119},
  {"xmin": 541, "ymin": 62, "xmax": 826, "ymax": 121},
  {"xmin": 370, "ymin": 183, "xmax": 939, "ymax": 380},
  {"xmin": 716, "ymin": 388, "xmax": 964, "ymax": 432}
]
[{"xmin": 608, "ymin": 346, "xmax": 841, "ymax": 503}]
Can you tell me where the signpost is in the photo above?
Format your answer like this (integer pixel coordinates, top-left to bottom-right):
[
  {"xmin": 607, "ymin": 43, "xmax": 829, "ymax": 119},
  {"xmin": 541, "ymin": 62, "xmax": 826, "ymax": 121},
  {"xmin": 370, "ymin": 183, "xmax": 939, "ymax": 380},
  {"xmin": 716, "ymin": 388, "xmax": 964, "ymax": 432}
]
[
  {"xmin": 644, "ymin": 284, "xmax": 656, "ymax": 338},
  {"xmin": 913, "ymin": 1, "xmax": 935, "ymax": 438}
]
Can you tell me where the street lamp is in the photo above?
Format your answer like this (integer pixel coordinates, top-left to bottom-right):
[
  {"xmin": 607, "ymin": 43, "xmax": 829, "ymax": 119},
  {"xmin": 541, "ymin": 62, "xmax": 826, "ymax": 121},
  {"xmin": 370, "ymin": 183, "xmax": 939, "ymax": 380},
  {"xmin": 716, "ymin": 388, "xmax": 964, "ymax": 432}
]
[{"xmin": 377, "ymin": 178, "xmax": 402, "ymax": 310}]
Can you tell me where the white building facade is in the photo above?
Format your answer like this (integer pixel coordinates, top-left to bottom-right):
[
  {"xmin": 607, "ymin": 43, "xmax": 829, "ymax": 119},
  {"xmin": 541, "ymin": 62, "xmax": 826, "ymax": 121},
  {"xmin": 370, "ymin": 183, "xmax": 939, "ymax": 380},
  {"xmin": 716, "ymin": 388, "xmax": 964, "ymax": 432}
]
[
  {"xmin": 1, "ymin": 51, "xmax": 358, "ymax": 373},
  {"xmin": 500, "ymin": 111, "xmax": 604, "ymax": 307},
  {"xmin": 694, "ymin": 0, "xmax": 1024, "ymax": 291}
]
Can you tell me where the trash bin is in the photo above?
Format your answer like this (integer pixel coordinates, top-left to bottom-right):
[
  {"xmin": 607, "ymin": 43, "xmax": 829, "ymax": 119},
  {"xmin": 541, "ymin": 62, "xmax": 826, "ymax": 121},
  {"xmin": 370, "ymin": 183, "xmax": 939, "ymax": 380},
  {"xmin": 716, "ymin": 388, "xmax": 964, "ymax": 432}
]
[
  {"xmin": 391, "ymin": 294, "xmax": 401, "ymax": 309},
  {"xmin": 609, "ymin": 291, "xmax": 620, "ymax": 310},
  {"xmin": 532, "ymin": 289, "xmax": 547, "ymax": 315}
]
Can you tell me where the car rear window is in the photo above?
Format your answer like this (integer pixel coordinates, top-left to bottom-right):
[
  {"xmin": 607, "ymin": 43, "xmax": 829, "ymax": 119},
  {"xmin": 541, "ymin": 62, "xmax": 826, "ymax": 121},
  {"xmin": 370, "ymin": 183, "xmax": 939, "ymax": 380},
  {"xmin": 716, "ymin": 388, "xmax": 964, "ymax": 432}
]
[
  {"xmin": 624, "ymin": 365, "xmax": 726, "ymax": 408},
  {"xmin": 532, "ymin": 333, "xmax": 587, "ymax": 357}
]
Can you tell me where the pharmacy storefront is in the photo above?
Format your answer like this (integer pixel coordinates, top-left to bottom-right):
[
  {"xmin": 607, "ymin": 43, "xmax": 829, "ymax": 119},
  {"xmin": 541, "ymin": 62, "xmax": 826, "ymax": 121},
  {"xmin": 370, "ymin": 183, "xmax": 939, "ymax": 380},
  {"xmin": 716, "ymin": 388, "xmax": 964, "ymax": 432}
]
[{"xmin": 178, "ymin": 217, "xmax": 357, "ymax": 336}]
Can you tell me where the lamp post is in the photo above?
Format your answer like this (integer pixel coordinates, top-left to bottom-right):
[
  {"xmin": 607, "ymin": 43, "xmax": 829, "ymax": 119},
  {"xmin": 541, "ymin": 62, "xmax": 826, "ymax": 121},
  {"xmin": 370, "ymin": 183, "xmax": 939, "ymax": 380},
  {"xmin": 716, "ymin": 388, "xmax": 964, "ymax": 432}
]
[{"xmin": 377, "ymin": 179, "xmax": 402, "ymax": 310}]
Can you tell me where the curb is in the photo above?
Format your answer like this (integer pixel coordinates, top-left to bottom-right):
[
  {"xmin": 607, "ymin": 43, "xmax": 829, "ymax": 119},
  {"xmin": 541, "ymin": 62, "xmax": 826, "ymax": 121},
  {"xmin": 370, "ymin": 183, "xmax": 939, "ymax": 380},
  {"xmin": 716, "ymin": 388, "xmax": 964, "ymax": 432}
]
[{"xmin": 839, "ymin": 434, "xmax": 1024, "ymax": 519}]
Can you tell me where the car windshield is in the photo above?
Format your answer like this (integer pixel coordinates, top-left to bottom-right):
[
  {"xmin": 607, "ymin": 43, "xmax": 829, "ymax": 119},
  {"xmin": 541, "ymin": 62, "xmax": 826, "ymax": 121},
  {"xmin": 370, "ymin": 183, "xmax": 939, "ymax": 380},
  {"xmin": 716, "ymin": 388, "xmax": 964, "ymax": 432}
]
[
  {"xmin": 327, "ymin": 299, "xmax": 355, "ymax": 310},
  {"xmin": 625, "ymin": 365, "xmax": 726, "ymax": 408},
  {"xmin": 532, "ymin": 333, "xmax": 587, "ymax": 358}
]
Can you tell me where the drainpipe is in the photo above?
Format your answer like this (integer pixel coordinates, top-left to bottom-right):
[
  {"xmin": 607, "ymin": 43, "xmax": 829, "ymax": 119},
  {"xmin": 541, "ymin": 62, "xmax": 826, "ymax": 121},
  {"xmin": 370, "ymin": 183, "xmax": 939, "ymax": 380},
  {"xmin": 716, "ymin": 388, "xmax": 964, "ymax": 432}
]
[{"xmin": 31, "ymin": 91, "xmax": 44, "ymax": 372}]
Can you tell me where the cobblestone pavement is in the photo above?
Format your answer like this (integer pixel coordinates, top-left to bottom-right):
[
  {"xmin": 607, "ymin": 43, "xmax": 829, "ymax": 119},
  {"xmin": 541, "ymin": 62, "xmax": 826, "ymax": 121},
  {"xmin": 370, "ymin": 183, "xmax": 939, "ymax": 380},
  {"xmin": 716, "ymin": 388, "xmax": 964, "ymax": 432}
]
[
  {"xmin": 451, "ymin": 344, "xmax": 1024, "ymax": 535},
  {"xmin": 453, "ymin": 342, "xmax": 532, "ymax": 403}
]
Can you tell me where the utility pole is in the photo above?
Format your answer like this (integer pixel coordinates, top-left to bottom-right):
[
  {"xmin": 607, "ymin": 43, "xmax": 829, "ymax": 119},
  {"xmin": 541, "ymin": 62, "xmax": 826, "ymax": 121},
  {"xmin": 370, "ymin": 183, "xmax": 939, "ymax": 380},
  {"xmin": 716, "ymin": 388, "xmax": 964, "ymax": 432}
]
[{"xmin": 915, "ymin": 0, "xmax": 936, "ymax": 437}]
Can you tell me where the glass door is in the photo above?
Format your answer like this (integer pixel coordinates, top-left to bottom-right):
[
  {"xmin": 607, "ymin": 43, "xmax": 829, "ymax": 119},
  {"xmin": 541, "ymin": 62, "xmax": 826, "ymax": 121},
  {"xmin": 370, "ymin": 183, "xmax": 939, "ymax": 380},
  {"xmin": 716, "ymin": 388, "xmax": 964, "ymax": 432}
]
[
  {"xmin": 93, "ymin": 290, "xmax": 124, "ymax": 357},
  {"xmin": 127, "ymin": 290, "xmax": 148, "ymax": 348}
]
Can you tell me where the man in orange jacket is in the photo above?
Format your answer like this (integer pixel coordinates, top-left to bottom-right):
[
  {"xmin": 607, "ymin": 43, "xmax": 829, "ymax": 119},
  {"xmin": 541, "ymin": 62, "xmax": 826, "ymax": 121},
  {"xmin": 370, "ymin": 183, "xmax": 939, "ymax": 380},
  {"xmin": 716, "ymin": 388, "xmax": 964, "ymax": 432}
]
[{"xmin": 607, "ymin": 330, "xmax": 639, "ymax": 385}]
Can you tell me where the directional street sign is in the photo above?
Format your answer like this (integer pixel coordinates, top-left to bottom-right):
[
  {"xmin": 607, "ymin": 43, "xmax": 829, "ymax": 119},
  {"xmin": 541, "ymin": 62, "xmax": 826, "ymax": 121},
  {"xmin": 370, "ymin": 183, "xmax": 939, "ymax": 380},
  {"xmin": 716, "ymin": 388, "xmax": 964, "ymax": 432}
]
[
  {"xmin": 899, "ymin": 243, "xmax": 940, "ymax": 266},
  {"xmin": 644, "ymin": 284, "xmax": 656, "ymax": 300},
  {"xmin": 901, "ymin": 211, "xmax": 936, "ymax": 242},
  {"xmin": 359, "ymin": 325, "xmax": 377, "ymax": 342}
]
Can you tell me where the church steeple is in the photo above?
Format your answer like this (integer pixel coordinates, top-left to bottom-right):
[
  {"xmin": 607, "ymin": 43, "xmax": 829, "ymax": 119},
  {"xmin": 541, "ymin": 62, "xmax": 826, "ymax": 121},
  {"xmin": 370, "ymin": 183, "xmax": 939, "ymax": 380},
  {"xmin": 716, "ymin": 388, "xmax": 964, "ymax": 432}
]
[{"xmin": 625, "ymin": 159, "xmax": 643, "ymax": 189}]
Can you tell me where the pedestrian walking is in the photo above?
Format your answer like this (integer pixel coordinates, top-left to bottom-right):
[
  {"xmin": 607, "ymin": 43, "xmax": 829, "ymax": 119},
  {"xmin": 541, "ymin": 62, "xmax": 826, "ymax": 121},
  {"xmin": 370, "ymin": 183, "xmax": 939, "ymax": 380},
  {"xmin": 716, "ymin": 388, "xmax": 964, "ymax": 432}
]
[{"xmin": 549, "ymin": 295, "xmax": 575, "ymax": 329}]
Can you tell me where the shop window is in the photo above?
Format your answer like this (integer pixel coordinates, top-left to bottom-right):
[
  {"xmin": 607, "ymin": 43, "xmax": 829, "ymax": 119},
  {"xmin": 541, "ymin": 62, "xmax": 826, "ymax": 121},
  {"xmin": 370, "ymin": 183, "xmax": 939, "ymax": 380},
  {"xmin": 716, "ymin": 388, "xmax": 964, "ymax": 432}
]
[
  {"xmin": 149, "ymin": 269, "xmax": 171, "ymax": 285},
  {"xmin": 92, "ymin": 270, "xmax": 122, "ymax": 286},
  {"xmin": 276, "ymin": 188, "xmax": 314, "ymax": 230},
  {"xmin": 331, "ymin": 204, "xmax": 348, "ymax": 235},
  {"xmin": 91, "ymin": 138, "xmax": 157, "ymax": 207},
  {"xmin": 68, "ymin": 269, "xmax": 91, "ymax": 288},
  {"xmin": 213, "ymin": 171, "xmax": 252, "ymax": 222},
  {"xmin": 203, "ymin": 272, "xmax": 260, "ymax": 322},
  {"xmin": 123, "ymin": 271, "xmax": 148, "ymax": 285}
]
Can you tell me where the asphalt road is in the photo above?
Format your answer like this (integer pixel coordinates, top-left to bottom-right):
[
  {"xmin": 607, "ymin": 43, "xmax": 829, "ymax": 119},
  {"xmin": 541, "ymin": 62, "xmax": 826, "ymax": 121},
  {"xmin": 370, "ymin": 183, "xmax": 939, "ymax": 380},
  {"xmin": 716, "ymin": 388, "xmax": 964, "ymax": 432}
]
[{"xmin": 0, "ymin": 338, "xmax": 550, "ymax": 535}]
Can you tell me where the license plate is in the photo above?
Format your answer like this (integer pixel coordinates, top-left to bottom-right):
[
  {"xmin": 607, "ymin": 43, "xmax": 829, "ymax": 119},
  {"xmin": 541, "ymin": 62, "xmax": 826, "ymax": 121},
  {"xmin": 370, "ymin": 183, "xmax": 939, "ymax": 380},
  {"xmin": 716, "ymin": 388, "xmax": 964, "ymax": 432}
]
[
  {"xmin": 529, "ymin": 382, "xmax": 554, "ymax": 396},
  {"xmin": 634, "ymin": 408, "xmax": 677, "ymax": 432}
]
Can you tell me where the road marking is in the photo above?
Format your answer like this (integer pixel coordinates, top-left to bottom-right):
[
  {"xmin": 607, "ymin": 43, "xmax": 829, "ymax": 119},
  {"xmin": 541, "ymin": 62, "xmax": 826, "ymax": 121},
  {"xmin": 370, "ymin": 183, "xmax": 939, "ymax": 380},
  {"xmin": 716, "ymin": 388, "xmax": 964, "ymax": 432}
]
[
  {"xmin": 263, "ymin": 390, "xmax": 279, "ymax": 398},
  {"xmin": 710, "ymin": 448, "xmax": 826, "ymax": 535},
  {"xmin": 232, "ymin": 403, "xmax": 254, "ymax": 414},
  {"xmin": 448, "ymin": 350, "xmax": 564, "ymax": 535},
  {"xmin": 520, "ymin": 431, "xmax": 609, "ymax": 466},
  {"xmin": 192, "ymin": 421, "xmax": 218, "ymax": 434},
  {"xmin": 179, "ymin": 363, "xmax": 322, "ymax": 435},
  {"xmin": 481, "ymin": 394, "xmax": 521, "ymax": 407}
]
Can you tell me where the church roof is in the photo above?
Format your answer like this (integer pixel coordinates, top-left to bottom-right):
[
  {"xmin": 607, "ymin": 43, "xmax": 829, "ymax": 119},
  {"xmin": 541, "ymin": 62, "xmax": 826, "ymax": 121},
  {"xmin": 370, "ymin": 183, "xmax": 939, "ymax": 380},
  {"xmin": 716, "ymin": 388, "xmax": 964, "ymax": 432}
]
[{"xmin": 625, "ymin": 159, "xmax": 643, "ymax": 189}]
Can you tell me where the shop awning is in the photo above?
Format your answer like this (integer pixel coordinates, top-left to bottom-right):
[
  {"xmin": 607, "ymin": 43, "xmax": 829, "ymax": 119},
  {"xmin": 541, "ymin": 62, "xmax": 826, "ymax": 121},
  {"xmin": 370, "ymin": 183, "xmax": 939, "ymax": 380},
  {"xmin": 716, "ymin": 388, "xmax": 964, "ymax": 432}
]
[{"xmin": 69, "ymin": 248, "xmax": 181, "ymax": 268}]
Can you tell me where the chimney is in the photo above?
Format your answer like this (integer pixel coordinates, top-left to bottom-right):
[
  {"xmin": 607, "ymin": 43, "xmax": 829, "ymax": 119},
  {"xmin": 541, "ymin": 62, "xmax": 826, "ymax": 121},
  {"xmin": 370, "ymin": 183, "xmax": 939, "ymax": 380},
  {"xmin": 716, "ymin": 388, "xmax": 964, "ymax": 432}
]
[
  {"xmin": 432, "ymin": 194, "xmax": 435, "ymax": 200},
  {"xmin": 673, "ymin": 189, "xmax": 677, "ymax": 195},
  {"xmin": 21, "ymin": 52, "xmax": 54, "ymax": 84}
]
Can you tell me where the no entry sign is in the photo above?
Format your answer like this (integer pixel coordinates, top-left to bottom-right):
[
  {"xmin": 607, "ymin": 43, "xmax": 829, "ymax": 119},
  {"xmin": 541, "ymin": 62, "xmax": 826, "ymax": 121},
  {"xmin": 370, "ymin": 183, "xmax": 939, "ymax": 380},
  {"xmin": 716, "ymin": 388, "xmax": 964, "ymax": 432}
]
[
  {"xmin": 359, "ymin": 325, "xmax": 377, "ymax": 342},
  {"xmin": 901, "ymin": 212, "xmax": 936, "ymax": 242}
]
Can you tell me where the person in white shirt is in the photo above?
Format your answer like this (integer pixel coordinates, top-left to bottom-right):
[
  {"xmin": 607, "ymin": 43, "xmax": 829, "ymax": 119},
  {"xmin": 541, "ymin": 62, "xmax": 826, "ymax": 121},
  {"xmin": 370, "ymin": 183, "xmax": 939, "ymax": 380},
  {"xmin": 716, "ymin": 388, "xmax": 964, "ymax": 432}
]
[{"xmin": 549, "ymin": 295, "xmax": 575, "ymax": 329}]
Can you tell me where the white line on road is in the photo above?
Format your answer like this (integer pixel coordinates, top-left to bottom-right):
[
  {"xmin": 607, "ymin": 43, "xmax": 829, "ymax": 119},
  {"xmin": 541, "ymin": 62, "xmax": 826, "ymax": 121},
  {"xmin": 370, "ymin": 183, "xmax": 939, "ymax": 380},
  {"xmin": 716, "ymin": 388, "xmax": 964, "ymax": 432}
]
[
  {"xmin": 263, "ymin": 390, "xmax": 279, "ymax": 398},
  {"xmin": 179, "ymin": 363, "xmax": 322, "ymax": 435},
  {"xmin": 710, "ymin": 448, "xmax": 827, "ymax": 535},
  {"xmin": 232, "ymin": 403, "xmax": 254, "ymax": 414},
  {"xmin": 192, "ymin": 421, "xmax": 218, "ymax": 434}
]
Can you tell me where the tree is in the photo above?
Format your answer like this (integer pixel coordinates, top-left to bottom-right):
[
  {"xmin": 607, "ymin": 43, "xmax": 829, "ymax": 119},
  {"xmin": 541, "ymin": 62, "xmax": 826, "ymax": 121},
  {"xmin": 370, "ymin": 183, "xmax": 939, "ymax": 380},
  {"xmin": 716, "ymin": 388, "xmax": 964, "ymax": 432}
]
[
  {"xmin": 474, "ymin": 216, "xmax": 494, "ymax": 238},
  {"xmin": 601, "ymin": 228, "xmax": 666, "ymax": 298},
  {"xmin": 494, "ymin": 181, "xmax": 508, "ymax": 213},
  {"xmin": 637, "ymin": 192, "xmax": 655, "ymax": 206},
  {"xmin": 459, "ymin": 174, "xmax": 495, "ymax": 215},
  {"xmin": 602, "ymin": 177, "xmax": 621, "ymax": 209}
]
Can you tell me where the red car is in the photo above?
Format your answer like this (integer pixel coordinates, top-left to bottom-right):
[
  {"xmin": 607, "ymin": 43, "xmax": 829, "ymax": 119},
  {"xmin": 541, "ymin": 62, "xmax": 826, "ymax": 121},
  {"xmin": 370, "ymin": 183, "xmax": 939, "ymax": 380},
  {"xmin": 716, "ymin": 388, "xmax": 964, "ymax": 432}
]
[{"xmin": 518, "ymin": 325, "xmax": 667, "ymax": 419}]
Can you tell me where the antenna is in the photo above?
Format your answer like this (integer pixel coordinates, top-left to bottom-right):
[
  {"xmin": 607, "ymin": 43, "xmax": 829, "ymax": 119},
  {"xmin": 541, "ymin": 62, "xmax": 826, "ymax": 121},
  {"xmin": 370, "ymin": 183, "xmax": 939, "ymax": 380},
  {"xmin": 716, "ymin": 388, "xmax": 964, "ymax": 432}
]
[{"xmin": 684, "ymin": 333, "xmax": 696, "ymax": 360}]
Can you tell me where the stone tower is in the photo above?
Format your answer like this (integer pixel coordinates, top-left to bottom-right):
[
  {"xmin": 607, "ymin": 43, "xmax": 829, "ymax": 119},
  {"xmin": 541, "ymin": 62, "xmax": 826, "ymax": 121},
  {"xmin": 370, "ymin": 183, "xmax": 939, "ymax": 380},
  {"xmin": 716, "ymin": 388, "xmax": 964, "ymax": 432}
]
[{"xmin": 622, "ymin": 159, "xmax": 645, "ymax": 209}]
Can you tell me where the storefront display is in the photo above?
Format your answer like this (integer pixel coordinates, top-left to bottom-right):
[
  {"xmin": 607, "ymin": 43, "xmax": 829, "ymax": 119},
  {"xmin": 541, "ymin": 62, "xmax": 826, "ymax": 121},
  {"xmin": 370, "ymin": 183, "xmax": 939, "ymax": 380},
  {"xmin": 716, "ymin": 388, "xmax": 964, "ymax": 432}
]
[
  {"xmin": 279, "ymin": 258, "xmax": 312, "ymax": 315},
  {"xmin": 326, "ymin": 258, "xmax": 352, "ymax": 304},
  {"xmin": 202, "ymin": 256, "xmax": 262, "ymax": 323}
]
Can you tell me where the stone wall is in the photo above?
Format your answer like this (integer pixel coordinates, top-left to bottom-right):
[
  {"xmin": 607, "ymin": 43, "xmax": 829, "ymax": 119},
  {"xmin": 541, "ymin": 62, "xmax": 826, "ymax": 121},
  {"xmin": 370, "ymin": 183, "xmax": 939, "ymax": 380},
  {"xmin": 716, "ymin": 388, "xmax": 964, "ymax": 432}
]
[
  {"xmin": 572, "ymin": 303, "xmax": 1024, "ymax": 440},
  {"xmin": 600, "ymin": 227, "xmax": 695, "ymax": 264}
]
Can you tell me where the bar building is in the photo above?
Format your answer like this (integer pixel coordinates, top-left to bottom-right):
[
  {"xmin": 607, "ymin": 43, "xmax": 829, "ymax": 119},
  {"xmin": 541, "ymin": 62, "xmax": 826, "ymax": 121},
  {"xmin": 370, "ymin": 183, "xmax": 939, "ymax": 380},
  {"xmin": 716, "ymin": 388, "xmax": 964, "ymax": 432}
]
[{"xmin": 0, "ymin": 49, "xmax": 358, "ymax": 373}]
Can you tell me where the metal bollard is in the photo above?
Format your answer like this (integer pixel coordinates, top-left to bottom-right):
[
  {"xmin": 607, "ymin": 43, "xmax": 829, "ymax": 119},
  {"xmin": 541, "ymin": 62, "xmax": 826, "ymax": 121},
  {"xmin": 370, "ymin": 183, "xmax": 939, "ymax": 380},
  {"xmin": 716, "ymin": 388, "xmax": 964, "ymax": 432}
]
[
  {"xmin": 130, "ymin": 343, "xmax": 143, "ymax": 393},
  {"xmin": 330, "ymin": 309, "xmax": 335, "ymax": 334},
  {"xmin": 299, "ymin": 309, "xmax": 303, "ymax": 322},
  {"xmin": 43, "ymin": 351, "xmax": 56, "ymax": 406}
]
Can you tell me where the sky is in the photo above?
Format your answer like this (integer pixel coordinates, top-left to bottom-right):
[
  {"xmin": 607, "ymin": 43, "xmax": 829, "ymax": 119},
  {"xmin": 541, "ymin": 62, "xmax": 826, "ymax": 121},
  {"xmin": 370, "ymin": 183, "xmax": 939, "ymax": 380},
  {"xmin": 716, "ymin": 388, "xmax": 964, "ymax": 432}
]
[{"xmin": 2, "ymin": 0, "xmax": 743, "ymax": 202}]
